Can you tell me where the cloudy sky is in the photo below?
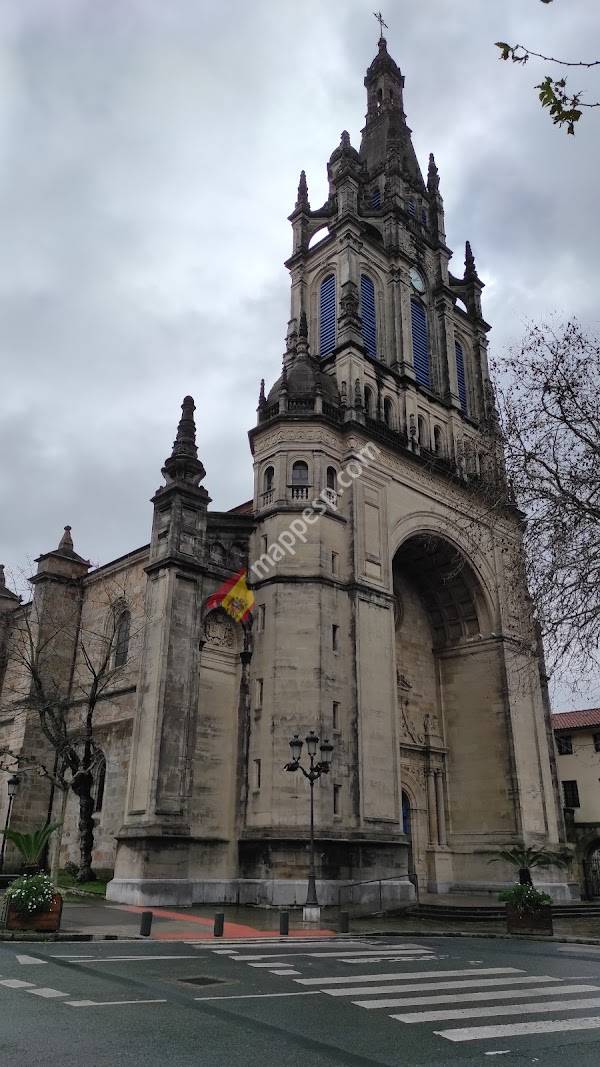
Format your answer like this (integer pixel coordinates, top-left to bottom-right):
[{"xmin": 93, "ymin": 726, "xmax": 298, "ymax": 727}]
[{"xmin": 2, "ymin": 0, "xmax": 599, "ymax": 707}]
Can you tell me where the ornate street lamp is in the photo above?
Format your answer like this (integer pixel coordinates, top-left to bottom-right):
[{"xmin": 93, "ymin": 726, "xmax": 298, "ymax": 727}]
[
  {"xmin": 285, "ymin": 731, "xmax": 334, "ymax": 921},
  {"xmin": 0, "ymin": 775, "xmax": 20, "ymax": 873}
]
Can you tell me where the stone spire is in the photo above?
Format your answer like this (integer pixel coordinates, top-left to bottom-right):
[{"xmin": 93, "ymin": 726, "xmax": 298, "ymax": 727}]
[
  {"xmin": 464, "ymin": 241, "xmax": 478, "ymax": 281},
  {"xmin": 258, "ymin": 378, "xmax": 266, "ymax": 408},
  {"xmin": 427, "ymin": 153, "xmax": 440, "ymax": 194},
  {"xmin": 295, "ymin": 169, "xmax": 310, "ymax": 210},
  {"xmin": 162, "ymin": 396, "xmax": 206, "ymax": 487},
  {"xmin": 58, "ymin": 525, "xmax": 74, "ymax": 553}
]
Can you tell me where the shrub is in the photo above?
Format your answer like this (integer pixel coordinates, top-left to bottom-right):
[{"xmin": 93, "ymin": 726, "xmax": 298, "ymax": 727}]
[
  {"xmin": 498, "ymin": 882, "xmax": 552, "ymax": 914},
  {"xmin": 4, "ymin": 873, "xmax": 55, "ymax": 916},
  {"xmin": 2, "ymin": 822, "xmax": 62, "ymax": 867}
]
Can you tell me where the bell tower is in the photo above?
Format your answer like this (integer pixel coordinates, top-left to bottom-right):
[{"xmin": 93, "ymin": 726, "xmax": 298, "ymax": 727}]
[{"xmin": 245, "ymin": 32, "xmax": 568, "ymax": 903}]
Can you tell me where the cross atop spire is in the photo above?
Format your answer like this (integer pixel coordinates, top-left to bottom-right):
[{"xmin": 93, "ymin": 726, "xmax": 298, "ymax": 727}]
[{"xmin": 373, "ymin": 9, "xmax": 388, "ymax": 40}]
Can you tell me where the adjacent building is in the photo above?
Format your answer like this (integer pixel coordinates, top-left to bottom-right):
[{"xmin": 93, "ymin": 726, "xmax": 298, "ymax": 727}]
[{"xmin": 553, "ymin": 709, "xmax": 600, "ymax": 897}]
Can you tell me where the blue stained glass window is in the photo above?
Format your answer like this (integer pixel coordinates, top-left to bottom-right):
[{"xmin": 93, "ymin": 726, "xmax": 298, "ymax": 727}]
[
  {"xmin": 408, "ymin": 199, "xmax": 416, "ymax": 217},
  {"xmin": 411, "ymin": 299, "xmax": 430, "ymax": 387},
  {"xmin": 360, "ymin": 274, "xmax": 377, "ymax": 359},
  {"xmin": 455, "ymin": 340, "xmax": 468, "ymax": 412},
  {"xmin": 371, "ymin": 187, "xmax": 381, "ymax": 209},
  {"xmin": 319, "ymin": 274, "xmax": 336, "ymax": 357}
]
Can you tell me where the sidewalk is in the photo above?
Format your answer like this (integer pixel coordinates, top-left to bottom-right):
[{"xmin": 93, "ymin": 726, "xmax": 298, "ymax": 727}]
[
  {"xmin": 59, "ymin": 898, "xmax": 337, "ymax": 940},
  {"xmin": 42, "ymin": 896, "xmax": 600, "ymax": 943}
]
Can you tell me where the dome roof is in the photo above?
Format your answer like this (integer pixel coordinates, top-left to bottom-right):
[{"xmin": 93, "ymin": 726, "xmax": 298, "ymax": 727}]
[
  {"xmin": 329, "ymin": 130, "xmax": 360, "ymax": 167},
  {"xmin": 267, "ymin": 354, "xmax": 340, "ymax": 406}
]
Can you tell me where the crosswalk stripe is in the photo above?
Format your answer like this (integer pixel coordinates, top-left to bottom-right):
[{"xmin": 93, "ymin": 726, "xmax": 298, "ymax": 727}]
[
  {"xmin": 393, "ymin": 995, "xmax": 600, "ymax": 1024},
  {"xmin": 435, "ymin": 1015, "xmax": 600, "ymax": 1042},
  {"xmin": 356, "ymin": 984, "xmax": 598, "ymax": 1010},
  {"xmin": 325, "ymin": 975, "xmax": 563, "ymax": 998},
  {"xmin": 270, "ymin": 969, "xmax": 301, "ymax": 976},
  {"xmin": 296, "ymin": 967, "xmax": 522, "ymax": 986},
  {"xmin": 306, "ymin": 949, "xmax": 429, "ymax": 959}
]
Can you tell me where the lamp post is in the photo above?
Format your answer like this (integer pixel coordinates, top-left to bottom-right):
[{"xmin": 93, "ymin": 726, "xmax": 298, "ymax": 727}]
[
  {"xmin": 0, "ymin": 775, "xmax": 20, "ymax": 873},
  {"xmin": 285, "ymin": 730, "xmax": 334, "ymax": 921}
]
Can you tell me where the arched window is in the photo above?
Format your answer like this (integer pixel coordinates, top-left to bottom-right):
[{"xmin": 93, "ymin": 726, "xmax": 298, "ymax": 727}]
[
  {"xmin": 417, "ymin": 415, "xmax": 428, "ymax": 450},
  {"xmin": 326, "ymin": 466, "xmax": 337, "ymax": 491},
  {"xmin": 360, "ymin": 274, "xmax": 377, "ymax": 359},
  {"xmin": 411, "ymin": 299, "xmax": 430, "ymax": 388},
  {"xmin": 94, "ymin": 754, "xmax": 106, "ymax": 813},
  {"xmin": 363, "ymin": 385, "xmax": 373, "ymax": 416},
  {"xmin": 383, "ymin": 397, "xmax": 394, "ymax": 427},
  {"xmin": 433, "ymin": 425, "xmax": 444, "ymax": 455},
  {"xmin": 292, "ymin": 461, "xmax": 309, "ymax": 484},
  {"xmin": 319, "ymin": 274, "xmax": 336, "ymax": 357},
  {"xmin": 407, "ymin": 198, "xmax": 416, "ymax": 218},
  {"xmin": 371, "ymin": 187, "xmax": 381, "ymax": 209},
  {"xmin": 455, "ymin": 340, "xmax": 468, "ymax": 413},
  {"xmin": 263, "ymin": 466, "xmax": 274, "ymax": 493},
  {"xmin": 291, "ymin": 460, "xmax": 309, "ymax": 500},
  {"xmin": 114, "ymin": 610, "xmax": 130, "ymax": 668}
]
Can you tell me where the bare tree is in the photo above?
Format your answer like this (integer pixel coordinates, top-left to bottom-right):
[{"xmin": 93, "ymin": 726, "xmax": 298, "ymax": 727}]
[
  {"xmin": 495, "ymin": 319, "xmax": 600, "ymax": 681},
  {"xmin": 0, "ymin": 574, "xmax": 137, "ymax": 882}
]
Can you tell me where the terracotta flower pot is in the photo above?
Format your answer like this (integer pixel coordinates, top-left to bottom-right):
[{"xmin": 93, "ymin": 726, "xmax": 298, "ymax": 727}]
[
  {"xmin": 6, "ymin": 892, "xmax": 63, "ymax": 933},
  {"xmin": 505, "ymin": 903, "xmax": 553, "ymax": 935}
]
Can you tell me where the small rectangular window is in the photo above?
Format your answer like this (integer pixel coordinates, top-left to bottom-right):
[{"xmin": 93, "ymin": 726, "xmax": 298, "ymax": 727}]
[
  {"xmin": 594, "ymin": 733, "xmax": 600, "ymax": 753},
  {"xmin": 261, "ymin": 535, "xmax": 268, "ymax": 554},
  {"xmin": 332, "ymin": 701, "xmax": 340, "ymax": 731},
  {"xmin": 253, "ymin": 758, "xmax": 261, "ymax": 791},
  {"xmin": 331, "ymin": 551, "xmax": 339, "ymax": 576},
  {"xmin": 257, "ymin": 604, "xmax": 266, "ymax": 632},
  {"xmin": 562, "ymin": 780, "xmax": 580, "ymax": 808},
  {"xmin": 255, "ymin": 678, "xmax": 263, "ymax": 707},
  {"xmin": 332, "ymin": 624, "xmax": 339, "ymax": 652},
  {"xmin": 333, "ymin": 784, "xmax": 341, "ymax": 816},
  {"xmin": 556, "ymin": 735, "xmax": 573, "ymax": 755}
]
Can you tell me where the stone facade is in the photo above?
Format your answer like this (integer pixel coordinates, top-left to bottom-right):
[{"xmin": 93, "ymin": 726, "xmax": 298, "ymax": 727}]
[{"xmin": 0, "ymin": 38, "xmax": 576, "ymax": 905}]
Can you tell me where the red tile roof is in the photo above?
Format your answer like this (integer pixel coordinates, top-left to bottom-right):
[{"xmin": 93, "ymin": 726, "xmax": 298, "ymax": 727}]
[{"xmin": 552, "ymin": 709, "xmax": 600, "ymax": 731}]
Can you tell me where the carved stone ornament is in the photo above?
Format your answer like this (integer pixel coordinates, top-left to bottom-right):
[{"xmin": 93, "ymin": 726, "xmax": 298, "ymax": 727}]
[{"xmin": 204, "ymin": 609, "xmax": 235, "ymax": 647}]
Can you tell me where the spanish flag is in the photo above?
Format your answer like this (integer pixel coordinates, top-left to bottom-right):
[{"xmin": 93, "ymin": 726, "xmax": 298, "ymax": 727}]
[{"xmin": 206, "ymin": 569, "xmax": 254, "ymax": 623}]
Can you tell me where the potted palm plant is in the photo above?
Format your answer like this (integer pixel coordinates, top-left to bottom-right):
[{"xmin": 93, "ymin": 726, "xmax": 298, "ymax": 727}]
[
  {"xmin": 488, "ymin": 845, "xmax": 570, "ymax": 935},
  {"xmin": 1, "ymin": 821, "xmax": 62, "ymax": 875}
]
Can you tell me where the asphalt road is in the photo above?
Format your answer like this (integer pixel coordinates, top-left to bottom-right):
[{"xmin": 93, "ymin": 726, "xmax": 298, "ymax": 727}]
[{"xmin": 3, "ymin": 934, "xmax": 600, "ymax": 1065}]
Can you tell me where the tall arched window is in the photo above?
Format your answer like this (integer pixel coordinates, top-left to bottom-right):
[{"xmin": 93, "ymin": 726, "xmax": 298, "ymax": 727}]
[
  {"xmin": 326, "ymin": 466, "xmax": 337, "ymax": 491},
  {"xmin": 417, "ymin": 415, "xmax": 428, "ymax": 450},
  {"xmin": 383, "ymin": 397, "xmax": 393, "ymax": 427},
  {"xmin": 114, "ymin": 610, "xmax": 130, "ymax": 668},
  {"xmin": 363, "ymin": 385, "xmax": 373, "ymax": 416},
  {"xmin": 319, "ymin": 274, "xmax": 336, "ymax": 357},
  {"xmin": 411, "ymin": 299, "xmax": 430, "ymax": 388},
  {"xmin": 360, "ymin": 274, "xmax": 377, "ymax": 359},
  {"xmin": 263, "ymin": 466, "xmax": 274, "ymax": 493},
  {"xmin": 455, "ymin": 340, "xmax": 468, "ymax": 413},
  {"xmin": 291, "ymin": 460, "xmax": 309, "ymax": 500},
  {"xmin": 371, "ymin": 188, "xmax": 381, "ymax": 209},
  {"xmin": 433, "ymin": 425, "xmax": 444, "ymax": 455}
]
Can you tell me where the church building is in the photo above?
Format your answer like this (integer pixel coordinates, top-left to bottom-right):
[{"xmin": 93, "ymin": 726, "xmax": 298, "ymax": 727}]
[{"xmin": 0, "ymin": 36, "xmax": 574, "ymax": 905}]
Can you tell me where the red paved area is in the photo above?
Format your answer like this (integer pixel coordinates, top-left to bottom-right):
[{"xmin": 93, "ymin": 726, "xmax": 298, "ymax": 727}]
[{"xmin": 119, "ymin": 904, "xmax": 335, "ymax": 940}]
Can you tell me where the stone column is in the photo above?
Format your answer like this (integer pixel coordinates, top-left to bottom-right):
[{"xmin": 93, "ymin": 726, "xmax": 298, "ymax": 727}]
[
  {"xmin": 427, "ymin": 769, "xmax": 438, "ymax": 845},
  {"xmin": 435, "ymin": 769, "xmax": 447, "ymax": 847}
]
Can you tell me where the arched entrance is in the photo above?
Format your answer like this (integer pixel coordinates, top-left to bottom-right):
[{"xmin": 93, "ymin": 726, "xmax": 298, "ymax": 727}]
[
  {"xmin": 392, "ymin": 533, "xmax": 513, "ymax": 891},
  {"xmin": 585, "ymin": 843, "xmax": 600, "ymax": 898}
]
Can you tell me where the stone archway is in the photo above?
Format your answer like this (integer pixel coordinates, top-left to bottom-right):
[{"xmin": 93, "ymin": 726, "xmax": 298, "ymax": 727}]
[{"xmin": 392, "ymin": 532, "xmax": 514, "ymax": 892}]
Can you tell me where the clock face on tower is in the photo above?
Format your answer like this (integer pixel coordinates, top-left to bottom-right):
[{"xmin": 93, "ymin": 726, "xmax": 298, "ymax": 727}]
[{"xmin": 409, "ymin": 267, "xmax": 426, "ymax": 294}]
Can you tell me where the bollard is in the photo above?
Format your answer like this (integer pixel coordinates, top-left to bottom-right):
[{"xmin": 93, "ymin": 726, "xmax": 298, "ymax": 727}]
[
  {"xmin": 338, "ymin": 911, "xmax": 350, "ymax": 934},
  {"xmin": 279, "ymin": 911, "xmax": 289, "ymax": 936},
  {"xmin": 140, "ymin": 911, "xmax": 153, "ymax": 937},
  {"xmin": 214, "ymin": 912, "xmax": 225, "ymax": 938}
]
